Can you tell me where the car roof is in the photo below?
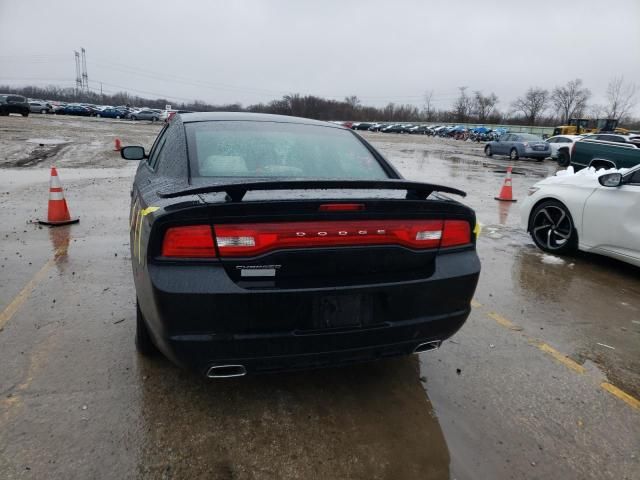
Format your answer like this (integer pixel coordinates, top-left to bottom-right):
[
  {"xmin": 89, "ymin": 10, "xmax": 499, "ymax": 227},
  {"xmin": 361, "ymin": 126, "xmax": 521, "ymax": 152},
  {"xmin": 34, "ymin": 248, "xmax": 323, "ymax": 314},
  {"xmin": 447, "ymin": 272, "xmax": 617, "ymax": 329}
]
[
  {"xmin": 550, "ymin": 135, "xmax": 582, "ymax": 139},
  {"xmin": 179, "ymin": 111, "xmax": 344, "ymax": 128}
]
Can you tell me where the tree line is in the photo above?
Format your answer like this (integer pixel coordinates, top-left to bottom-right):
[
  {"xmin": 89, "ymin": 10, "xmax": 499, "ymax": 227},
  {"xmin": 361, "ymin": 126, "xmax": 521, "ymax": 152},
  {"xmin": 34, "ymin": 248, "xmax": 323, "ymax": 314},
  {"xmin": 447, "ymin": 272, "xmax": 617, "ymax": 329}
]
[{"xmin": 1, "ymin": 76, "xmax": 637, "ymax": 128}]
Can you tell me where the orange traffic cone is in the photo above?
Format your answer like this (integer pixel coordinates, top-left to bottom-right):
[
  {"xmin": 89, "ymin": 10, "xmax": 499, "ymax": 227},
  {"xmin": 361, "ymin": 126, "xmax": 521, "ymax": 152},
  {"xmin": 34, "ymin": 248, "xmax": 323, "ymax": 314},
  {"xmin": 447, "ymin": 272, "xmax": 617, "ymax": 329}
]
[
  {"xmin": 495, "ymin": 166, "xmax": 517, "ymax": 202},
  {"xmin": 38, "ymin": 166, "xmax": 80, "ymax": 226},
  {"xmin": 114, "ymin": 138, "xmax": 122, "ymax": 151}
]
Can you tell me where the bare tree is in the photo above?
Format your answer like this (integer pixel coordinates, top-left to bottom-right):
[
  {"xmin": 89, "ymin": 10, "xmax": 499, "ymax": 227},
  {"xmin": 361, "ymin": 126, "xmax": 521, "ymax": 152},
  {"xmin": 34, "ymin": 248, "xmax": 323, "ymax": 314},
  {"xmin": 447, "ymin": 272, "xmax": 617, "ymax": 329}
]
[
  {"xmin": 344, "ymin": 95, "xmax": 361, "ymax": 110},
  {"xmin": 423, "ymin": 89, "xmax": 435, "ymax": 121},
  {"xmin": 472, "ymin": 91, "xmax": 499, "ymax": 122},
  {"xmin": 512, "ymin": 87, "xmax": 549, "ymax": 125},
  {"xmin": 551, "ymin": 79, "xmax": 591, "ymax": 123},
  {"xmin": 605, "ymin": 76, "xmax": 637, "ymax": 122},
  {"xmin": 453, "ymin": 87, "xmax": 472, "ymax": 122},
  {"xmin": 589, "ymin": 103, "xmax": 607, "ymax": 119}
]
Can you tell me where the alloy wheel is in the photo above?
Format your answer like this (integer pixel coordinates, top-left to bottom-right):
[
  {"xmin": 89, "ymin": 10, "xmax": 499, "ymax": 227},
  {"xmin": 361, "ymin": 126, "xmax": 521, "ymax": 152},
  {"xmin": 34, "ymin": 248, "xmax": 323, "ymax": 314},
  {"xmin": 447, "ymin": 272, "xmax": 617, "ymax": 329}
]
[{"xmin": 532, "ymin": 205, "xmax": 572, "ymax": 251}]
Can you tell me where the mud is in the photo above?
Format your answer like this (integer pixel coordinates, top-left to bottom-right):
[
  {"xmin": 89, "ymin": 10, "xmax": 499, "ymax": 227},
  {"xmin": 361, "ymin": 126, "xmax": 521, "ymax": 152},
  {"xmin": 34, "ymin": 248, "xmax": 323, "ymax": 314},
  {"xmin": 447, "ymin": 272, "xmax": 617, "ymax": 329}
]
[{"xmin": 0, "ymin": 115, "xmax": 161, "ymax": 169}]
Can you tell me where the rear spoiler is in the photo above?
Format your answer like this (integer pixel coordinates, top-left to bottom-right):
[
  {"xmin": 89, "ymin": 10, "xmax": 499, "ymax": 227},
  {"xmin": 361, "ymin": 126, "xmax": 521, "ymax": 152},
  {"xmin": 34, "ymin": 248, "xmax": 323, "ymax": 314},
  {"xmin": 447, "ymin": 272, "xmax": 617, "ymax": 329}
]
[{"xmin": 157, "ymin": 179, "xmax": 466, "ymax": 202}]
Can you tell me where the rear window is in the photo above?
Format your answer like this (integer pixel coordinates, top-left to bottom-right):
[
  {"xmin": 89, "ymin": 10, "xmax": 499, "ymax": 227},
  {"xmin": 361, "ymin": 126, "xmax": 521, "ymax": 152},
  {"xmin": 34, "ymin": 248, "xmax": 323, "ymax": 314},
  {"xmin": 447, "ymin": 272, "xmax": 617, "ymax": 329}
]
[
  {"xmin": 518, "ymin": 134, "xmax": 543, "ymax": 141},
  {"xmin": 186, "ymin": 121, "xmax": 388, "ymax": 179},
  {"xmin": 7, "ymin": 95, "xmax": 25, "ymax": 103}
]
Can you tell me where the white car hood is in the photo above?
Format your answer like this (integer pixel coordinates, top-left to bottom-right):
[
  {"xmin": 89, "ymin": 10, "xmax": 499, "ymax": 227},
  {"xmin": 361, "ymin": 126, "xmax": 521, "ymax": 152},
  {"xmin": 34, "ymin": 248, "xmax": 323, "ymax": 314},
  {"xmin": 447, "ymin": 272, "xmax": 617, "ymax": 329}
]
[{"xmin": 535, "ymin": 166, "xmax": 630, "ymax": 188}]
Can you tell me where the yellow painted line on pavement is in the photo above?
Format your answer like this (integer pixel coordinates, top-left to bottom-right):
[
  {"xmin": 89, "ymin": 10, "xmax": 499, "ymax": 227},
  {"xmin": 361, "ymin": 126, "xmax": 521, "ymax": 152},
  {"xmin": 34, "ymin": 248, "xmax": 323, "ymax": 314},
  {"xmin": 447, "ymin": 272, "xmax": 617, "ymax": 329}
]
[
  {"xmin": 537, "ymin": 343, "xmax": 586, "ymax": 374},
  {"xmin": 0, "ymin": 247, "xmax": 65, "ymax": 330},
  {"xmin": 601, "ymin": 383, "xmax": 640, "ymax": 411},
  {"xmin": 480, "ymin": 304, "xmax": 639, "ymax": 412},
  {"xmin": 487, "ymin": 311, "xmax": 521, "ymax": 331}
]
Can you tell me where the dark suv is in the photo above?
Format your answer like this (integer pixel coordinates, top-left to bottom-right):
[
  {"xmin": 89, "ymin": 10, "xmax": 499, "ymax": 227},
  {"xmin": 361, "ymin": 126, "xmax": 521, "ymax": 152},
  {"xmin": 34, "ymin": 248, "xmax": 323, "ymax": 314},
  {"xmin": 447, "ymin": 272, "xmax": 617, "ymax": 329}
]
[{"xmin": 0, "ymin": 94, "xmax": 30, "ymax": 117}]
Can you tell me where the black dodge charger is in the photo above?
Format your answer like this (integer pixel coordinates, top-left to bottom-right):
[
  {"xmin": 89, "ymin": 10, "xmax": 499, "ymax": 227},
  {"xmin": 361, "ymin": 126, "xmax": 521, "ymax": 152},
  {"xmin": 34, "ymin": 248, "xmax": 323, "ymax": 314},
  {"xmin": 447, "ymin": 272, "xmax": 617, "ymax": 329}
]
[{"xmin": 122, "ymin": 112, "xmax": 480, "ymax": 378}]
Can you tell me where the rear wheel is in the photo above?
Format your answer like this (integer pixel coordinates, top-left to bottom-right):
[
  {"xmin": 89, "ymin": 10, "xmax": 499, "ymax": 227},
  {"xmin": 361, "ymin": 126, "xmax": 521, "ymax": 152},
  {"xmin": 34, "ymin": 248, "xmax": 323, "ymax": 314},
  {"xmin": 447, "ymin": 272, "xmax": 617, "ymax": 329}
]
[
  {"xmin": 116, "ymin": 115, "xmax": 121, "ymax": 119},
  {"xmin": 509, "ymin": 148, "xmax": 519, "ymax": 161},
  {"xmin": 136, "ymin": 300, "xmax": 158, "ymax": 356},
  {"xmin": 40, "ymin": 109, "xmax": 47, "ymax": 114},
  {"xmin": 96, "ymin": 113, "xmax": 101, "ymax": 118},
  {"xmin": 484, "ymin": 145, "xmax": 492, "ymax": 157},
  {"xmin": 22, "ymin": 111, "xmax": 29, "ymax": 117},
  {"xmin": 557, "ymin": 150, "xmax": 570, "ymax": 167},
  {"xmin": 529, "ymin": 200, "xmax": 577, "ymax": 254}
]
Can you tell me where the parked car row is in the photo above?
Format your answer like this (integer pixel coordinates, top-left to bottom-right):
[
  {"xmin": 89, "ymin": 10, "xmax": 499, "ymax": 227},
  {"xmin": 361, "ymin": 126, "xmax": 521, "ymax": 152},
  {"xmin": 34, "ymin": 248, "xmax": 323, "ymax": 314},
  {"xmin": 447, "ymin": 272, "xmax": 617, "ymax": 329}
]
[
  {"xmin": 0, "ymin": 96, "xmax": 184, "ymax": 122},
  {"xmin": 486, "ymin": 132, "xmax": 640, "ymax": 167}
]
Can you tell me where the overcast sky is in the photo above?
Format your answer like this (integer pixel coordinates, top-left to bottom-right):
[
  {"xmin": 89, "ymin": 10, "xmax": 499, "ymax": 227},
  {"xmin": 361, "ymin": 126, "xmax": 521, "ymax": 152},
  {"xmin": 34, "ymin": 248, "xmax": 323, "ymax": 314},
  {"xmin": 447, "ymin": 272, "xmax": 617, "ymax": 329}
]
[{"xmin": 1, "ymin": 0, "xmax": 639, "ymax": 115}]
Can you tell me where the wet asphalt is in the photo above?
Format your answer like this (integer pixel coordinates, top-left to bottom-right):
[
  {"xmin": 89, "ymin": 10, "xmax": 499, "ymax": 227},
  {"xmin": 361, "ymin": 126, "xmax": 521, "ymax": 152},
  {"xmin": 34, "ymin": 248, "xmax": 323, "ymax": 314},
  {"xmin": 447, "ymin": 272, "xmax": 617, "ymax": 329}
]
[{"xmin": 0, "ymin": 117, "xmax": 639, "ymax": 479}]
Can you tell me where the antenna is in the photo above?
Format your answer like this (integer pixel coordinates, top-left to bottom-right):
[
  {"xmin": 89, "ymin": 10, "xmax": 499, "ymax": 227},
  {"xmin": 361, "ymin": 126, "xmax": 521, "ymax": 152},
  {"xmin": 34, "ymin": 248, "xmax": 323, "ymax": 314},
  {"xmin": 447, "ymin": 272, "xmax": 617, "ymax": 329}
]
[
  {"xmin": 81, "ymin": 47, "xmax": 88, "ymax": 91},
  {"xmin": 74, "ymin": 51, "xmax": 82, "ymax": 94}
]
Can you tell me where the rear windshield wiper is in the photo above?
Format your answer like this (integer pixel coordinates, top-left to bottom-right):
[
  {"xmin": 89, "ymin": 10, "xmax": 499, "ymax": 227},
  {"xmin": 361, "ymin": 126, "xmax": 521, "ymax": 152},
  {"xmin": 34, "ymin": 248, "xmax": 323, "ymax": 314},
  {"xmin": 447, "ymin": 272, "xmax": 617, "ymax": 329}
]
[{"xmin": 158, "ymin": 179, "xmax": 466, "ymax": 202}]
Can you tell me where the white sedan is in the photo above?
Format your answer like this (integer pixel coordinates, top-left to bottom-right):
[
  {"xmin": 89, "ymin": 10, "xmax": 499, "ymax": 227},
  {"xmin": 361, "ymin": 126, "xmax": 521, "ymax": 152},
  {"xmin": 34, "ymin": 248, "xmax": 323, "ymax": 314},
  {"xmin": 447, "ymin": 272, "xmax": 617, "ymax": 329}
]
[
  {"xmin": 545, "ymin": 135, "xmax": 583, "ymax": 166},
  {"xmin": 521, "ymin": 165, "xmax": 640, "ymax": 267}
]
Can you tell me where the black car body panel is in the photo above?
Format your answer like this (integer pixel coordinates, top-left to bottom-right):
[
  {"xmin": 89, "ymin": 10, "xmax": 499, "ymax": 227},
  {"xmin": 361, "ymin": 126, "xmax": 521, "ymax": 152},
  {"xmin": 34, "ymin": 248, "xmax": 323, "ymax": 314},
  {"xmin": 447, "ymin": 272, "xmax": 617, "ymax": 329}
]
[
  {"xmin": 0, "ymin": 94, "xmax": 30, "ymax": 116},
  {"xmin": 127, "ymin": 112, "xmax": 480, "ymax": 375}
]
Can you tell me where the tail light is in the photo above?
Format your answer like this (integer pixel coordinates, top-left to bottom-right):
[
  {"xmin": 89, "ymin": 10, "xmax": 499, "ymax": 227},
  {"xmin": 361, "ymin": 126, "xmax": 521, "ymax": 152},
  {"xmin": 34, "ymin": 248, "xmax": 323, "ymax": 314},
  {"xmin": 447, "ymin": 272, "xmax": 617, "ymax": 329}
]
[
  {"xmin": 161, "ymin": 225, "xmax": 216, "ymax": 257},
  {"xmin": 161, "ymin": 220, "xmax": 472, "ymax": 259},
  {"xmin": 571, "ymin": 142, "xmax": 577, "ymax": 157},
  {"xmin": 213, "ymin": 219, "xmax": 471, "ymax": 257},
  {"xmin": 318, "ymin": 203, "xmax": 365, "ymax": 212},
  {"xmin": 441, "ymin": 220, "xmax": 471, "ymax": 247}
]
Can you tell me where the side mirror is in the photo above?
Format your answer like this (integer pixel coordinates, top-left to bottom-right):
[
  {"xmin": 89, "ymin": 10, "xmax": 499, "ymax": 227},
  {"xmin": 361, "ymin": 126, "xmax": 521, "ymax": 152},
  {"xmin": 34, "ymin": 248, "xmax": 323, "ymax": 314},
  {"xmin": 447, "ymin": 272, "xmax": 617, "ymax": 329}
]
[
  {"xmin": 120, "ymin": 146, "xmax": 147, "ymax": 160},
  {"xmin": 598, "ymin": 172, "xmax": 623, "ymax": 187}
]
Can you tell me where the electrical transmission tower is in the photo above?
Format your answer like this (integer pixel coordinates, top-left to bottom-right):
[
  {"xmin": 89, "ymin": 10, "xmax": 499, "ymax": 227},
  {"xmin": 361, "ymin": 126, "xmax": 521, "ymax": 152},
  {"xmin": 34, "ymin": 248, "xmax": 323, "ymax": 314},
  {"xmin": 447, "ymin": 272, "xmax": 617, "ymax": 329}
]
[
  {"xmin": 81, "ymin": 48, "xmax": 89, "ymax": 91},
  {"xmin": 74, "ymin": 51, "xmax": 82, "ymax": 94}
]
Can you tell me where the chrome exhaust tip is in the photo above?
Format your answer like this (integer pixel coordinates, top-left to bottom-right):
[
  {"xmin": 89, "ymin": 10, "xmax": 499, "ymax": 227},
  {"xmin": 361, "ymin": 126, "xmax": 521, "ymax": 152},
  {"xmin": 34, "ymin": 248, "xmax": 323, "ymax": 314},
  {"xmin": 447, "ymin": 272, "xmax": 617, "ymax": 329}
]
[
  {"xmin": 206, "ymin": 365, "xmax": 247, "ymax": 378},
  {"xmin": 413, "ymin": 340, "xmax": 442, "ymax": 354}
]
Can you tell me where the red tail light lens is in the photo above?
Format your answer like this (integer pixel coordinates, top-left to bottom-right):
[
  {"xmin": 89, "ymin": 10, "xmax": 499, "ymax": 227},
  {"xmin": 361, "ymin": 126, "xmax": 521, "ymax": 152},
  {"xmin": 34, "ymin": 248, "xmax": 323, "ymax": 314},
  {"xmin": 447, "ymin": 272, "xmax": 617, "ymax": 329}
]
[
  {"xmin": 162, "ymin": 225, "xmax": 217, "ymax": 258},
  {"xmin": 214, "ymin": 220, "xmax": 445, "ymax": 257},
  {"xmin": 318, "ymin": 203, "xmax": 366, "ymax": 212},
  {"xmin": 441, "ymin": 220, "xmax": 471, "ymax": 247}
]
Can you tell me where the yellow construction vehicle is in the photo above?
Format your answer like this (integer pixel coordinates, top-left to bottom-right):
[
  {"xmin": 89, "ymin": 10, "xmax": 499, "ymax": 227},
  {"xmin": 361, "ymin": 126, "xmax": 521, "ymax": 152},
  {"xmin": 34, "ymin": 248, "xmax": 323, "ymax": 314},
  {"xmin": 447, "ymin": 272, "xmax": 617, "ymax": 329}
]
[{"xmin": 552, "ymin": 118, "xmax": 627, "ymax": 136}]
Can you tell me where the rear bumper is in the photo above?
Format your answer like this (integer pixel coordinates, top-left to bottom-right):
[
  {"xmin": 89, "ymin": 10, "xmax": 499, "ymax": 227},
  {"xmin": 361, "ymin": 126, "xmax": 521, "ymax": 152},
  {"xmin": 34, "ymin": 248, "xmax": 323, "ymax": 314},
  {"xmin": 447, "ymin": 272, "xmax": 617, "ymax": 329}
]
[
  {"xmin": 137, "ymin": 250, "xmax": 480, "ymax": 375},
  {"xmin": 523, "ymin": 149, "xmax": 550, "ymax": 158}
]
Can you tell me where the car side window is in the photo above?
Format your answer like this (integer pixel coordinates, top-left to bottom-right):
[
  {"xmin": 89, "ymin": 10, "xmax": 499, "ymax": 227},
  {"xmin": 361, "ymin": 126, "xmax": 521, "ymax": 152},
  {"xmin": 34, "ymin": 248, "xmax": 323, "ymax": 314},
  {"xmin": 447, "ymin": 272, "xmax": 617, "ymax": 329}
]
[
  {"xmin": 149, "ymin": 137, "xmax": 167, "ymax": 170},
  {"xmin": 146, "ymin": 126, "xmax": 169, "ymax": 169},
  {"xmin": 627, "ymin": 170, "xmax": 640, "ymax": 185}
]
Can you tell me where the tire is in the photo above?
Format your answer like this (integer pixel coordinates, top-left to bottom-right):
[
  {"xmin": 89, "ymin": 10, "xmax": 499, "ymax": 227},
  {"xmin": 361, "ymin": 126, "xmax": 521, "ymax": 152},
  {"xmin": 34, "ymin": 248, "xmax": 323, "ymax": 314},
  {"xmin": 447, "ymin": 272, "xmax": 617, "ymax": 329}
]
[
  {"xmin": 484, "ymin": 145, "xmax": 493, "ymax": 157},
  {"xmin": 22, "ymin": 111, "xmax": 29, "ymax": 117},
  {"xmin": 40, "ymin": 109, "xmax": 47, "ymax": 114},
  {"xmin": 557, "ymin": 150, "xmax": 570, "ymax": 167},
  {"xmin": 529, "ymin": 200, "xmax": 577, "ymax": 254},
  {"xmin": 116, "ymin": 115, "xmax": 121, "ymax": 119},
  {"xmin": 509, "ymin": 148, "xmax": 519, "ymax": 161},
  {"xmin": 130, "ymin": 116, "xmax": 136, "ymax": 121},
  {"xmin": 152, "ymin": 117, "xmax": 158, "ymax": 122},
  {"xmin": 135, "ymin": 300, "xmax": 158, "ymax": 356},
  {"xmin": 536, "ymin": 157, "xmax": 544, "ymax": 162},
  {"xmin": 96, "ymin": 113, "xmax": 101, "ymax": 118}
]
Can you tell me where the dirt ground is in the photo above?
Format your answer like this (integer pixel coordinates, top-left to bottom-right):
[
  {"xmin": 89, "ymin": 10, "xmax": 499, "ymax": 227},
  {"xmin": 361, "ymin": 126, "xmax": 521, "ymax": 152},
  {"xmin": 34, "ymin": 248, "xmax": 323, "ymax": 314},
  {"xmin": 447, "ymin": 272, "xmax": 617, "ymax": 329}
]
[{"xmin": 0, "ymin": 115, "xmax": 162, "ymax": 168}]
